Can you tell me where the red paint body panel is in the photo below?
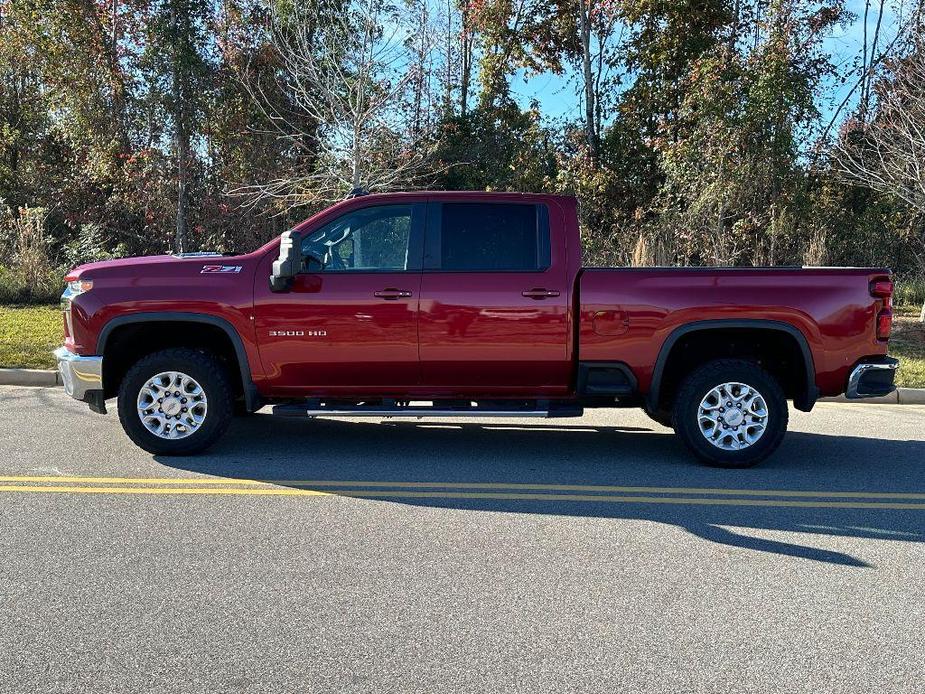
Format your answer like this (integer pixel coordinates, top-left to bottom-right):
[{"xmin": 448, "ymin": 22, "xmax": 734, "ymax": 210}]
[
  {"xmin": 253, "ymin": 267, "xmax": 422, "ymax": 392},
  {"xmin": 416, "ymin": 197, "xmax": 573, "ymax": 396},
  {"xmin": 578, "ymin": 268, "xmax": 889, "ymax": 398},
  {"xmin": 63, "ymin": 191, "xmax": 891, "ymax": 404},
  {"xmin": 417, "ymin": 271, "xmax": 570, "ymax": 395},
  {"xmin": 67, "ymin": 252, "xmax": 265, "ymax": 384}
]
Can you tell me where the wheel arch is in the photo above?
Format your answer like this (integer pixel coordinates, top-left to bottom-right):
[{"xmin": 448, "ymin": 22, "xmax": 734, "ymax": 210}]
[
  {"xmin": 97, "ymin": 312, "xmax": 260, "ymax": 411},
  {"xmin": 646, "ymin": 319, "xmax": 818, "ymax": 414}
]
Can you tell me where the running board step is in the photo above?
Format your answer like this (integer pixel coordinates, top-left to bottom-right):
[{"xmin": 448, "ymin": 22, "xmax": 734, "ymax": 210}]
[{"xmin": 272, "ymin": 400, "xmax": 583, "ymax": 419}]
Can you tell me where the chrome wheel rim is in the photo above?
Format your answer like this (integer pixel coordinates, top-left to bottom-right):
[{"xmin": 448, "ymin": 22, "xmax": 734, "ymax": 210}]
[
  {"xmin": 698, "ymin": 381, "xmax": 768, "ymax": 451},
  {"xmin": 137, "ymin": 371, "xmax": 208, "ymax": 440}
]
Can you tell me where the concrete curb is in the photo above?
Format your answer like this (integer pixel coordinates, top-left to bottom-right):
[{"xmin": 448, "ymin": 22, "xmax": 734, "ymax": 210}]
[
  {"xmin": 899, "ymin": 388, "xmax": 925, "ymax": 404},
  {"xmin": 820, "ymin": 387, "xmax": 925, "ymax": 405},
  {"xmin": 1, "ymin": 368, "xmax": 924, "ymax": 403},
  {"xmin": 0, "ymin": 368, "xmax": 60, "ymax": 387}
]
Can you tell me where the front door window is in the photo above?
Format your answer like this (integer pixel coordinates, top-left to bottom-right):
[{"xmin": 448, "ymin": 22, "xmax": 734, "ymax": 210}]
[{"xmin": 302, "ymin": 205, "xmax": 413, "ymax": 273}]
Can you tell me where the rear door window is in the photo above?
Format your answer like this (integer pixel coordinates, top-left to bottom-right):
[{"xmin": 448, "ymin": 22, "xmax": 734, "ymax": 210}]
[{"xmin": 427, "ymin": 203, "xmax": 550, "ymax": 272}]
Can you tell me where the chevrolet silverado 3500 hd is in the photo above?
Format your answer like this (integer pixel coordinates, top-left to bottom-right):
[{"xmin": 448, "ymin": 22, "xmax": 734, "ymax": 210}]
[{"xmin": 55, "ymin": 192, "xmax": 898, "ymax": 467}]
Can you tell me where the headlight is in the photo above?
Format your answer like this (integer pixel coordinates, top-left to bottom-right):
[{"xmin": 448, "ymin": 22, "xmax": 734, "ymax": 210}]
[{"xmin": 66, "ymin": 279, "xmax": 93, "ymax": 295}]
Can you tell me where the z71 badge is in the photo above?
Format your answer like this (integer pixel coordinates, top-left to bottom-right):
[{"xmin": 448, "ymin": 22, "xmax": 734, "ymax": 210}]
[{"xmin": 200, "ymin": 264, "xmax": 242, "ymax": 274}]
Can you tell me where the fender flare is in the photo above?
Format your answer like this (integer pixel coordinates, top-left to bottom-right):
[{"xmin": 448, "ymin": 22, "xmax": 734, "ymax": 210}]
[
  {"xmin": 97, "ymin": 312, "xmax": 261, "ymax": 412},
  {"xmin": 646, "ymin": 319, "xmax": 819, "ymax": 413}
]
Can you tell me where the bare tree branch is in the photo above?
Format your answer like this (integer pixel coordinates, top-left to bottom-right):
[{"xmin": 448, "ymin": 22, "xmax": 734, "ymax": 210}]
[
  {"xmin": 230, "ymin": 0, "xmax": 440, "ymax": 214},
  {"xmin": 836, "ymin": 44, "xmax": 925, "ymax": 318}
]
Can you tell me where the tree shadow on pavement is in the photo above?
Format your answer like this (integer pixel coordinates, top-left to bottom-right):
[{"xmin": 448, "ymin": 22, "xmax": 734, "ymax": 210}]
[{"xmin": 157, "ymin": 415, "xmax": 925, "ymax": 568}]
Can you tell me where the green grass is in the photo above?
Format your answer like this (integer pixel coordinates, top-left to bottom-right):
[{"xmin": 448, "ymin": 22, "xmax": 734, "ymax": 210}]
[
  {"xmin": 891, "ymin": 312, "xmax": 925, "ymax": 388},
  {"xmin": 0, "ymin": 304, "xmax": 61, "ymax": 369},
  {"xmin": 2, "ymin": 301, "xmax": 923, "ymax": 388}
]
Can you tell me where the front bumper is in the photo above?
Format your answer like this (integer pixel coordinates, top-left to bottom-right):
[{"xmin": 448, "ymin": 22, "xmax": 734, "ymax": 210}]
[
  {"xmin": 845, "ymin": 356, "xmax": 899, "ymax": 399},
  {"xmin": 54, "ymin": 347, "xmax": 103, "ymax": 402}
]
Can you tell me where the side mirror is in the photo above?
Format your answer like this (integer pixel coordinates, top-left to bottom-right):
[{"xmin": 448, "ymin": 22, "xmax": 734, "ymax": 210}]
[{"xmin": 270, "ymin": 230, "xmax": 302, "ymax": 292}]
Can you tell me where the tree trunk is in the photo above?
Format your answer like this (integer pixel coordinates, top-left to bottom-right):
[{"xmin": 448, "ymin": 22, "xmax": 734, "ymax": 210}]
[
  {"xmin": 109, "ymin": 0, "xmax": 129, "ymax": 149},
  {"xmin": 578, "ymin": 0, "xmax": 598, "ymax": 164},
  {"xmin": 171, "ymin": 0, "xmax": 189, "ymax": 253},
  {"xmin": 352, "ymin": 125, "xmax": 362, "ymax": 190},
  {"xmin": 175, "ymin": 133, "xmax": 188, "ymax": 253},
  {"xmin": 460, "ymin": 4, "xmax": 472, "ymax": 117},
  {"xmin": 410, "ymin": 1, "xmax": 426, "ymax": 139},
  {"xmin": 444, "ymin": 0, "xmax": 453, "ymax": 115}
]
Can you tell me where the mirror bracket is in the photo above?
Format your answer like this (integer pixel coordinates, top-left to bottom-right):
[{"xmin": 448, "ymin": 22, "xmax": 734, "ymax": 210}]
[{"xmin": 270, "ymin": 230, "xmax": 302, "ymax": 292}]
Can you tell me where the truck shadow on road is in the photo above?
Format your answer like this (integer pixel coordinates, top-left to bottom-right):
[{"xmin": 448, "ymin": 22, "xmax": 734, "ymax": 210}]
[{"xmin": 158, "ymin": 415, "xmax": 925, "ymax": 568}]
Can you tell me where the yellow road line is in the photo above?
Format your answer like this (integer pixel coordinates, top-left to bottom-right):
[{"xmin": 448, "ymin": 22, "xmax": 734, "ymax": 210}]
[
  {"xmin": 2, "ymin": 484, "xmax": 925, "ymax": 509},
  {"xmin": 0, "ymin": 475, "xmax": 273, "ymax": 486},
  {"xmin": 0, "ymin": 485, "xmax": 321, "ymax": 496},
  {"xmin": 1, "ymin": 476, "xmax": 925, "ymax": 500}
]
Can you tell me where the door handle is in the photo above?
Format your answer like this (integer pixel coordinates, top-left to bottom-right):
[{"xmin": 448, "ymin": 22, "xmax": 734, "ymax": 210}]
[
  {"xmin": 522, "ymin": 288, "xmax": 560, "ymax": 300},
  {"xmin": 374, "ymin": 288, "xmax": 413, "ymax": 300}
]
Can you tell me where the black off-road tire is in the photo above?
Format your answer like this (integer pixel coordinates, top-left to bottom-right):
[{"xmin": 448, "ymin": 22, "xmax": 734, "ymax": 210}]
[
  {"xmin": 117, "ymin": 348, "xmax": 234, "ymax": 455},
  {"xmin": 233, "ymin": 399, "xmax": 256, "ymax": 417},
  {"xmin": 643, "ymin": 407, "xmax": 674, "ymax": 429},
  {"xmin": 672, "ymin": 359, "xmax": 788, "ymax": 468}
]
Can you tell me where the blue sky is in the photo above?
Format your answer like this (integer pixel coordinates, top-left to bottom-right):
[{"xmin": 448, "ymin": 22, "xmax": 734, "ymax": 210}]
[{"xmin": 506, "ymin": 1, "xmax": 902, "ymax": 127}]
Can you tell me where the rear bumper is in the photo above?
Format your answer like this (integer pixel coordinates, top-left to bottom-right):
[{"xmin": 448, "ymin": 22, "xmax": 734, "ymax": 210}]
[
  {"xmin": 54, "ymin": 347, "xmax": 103, "ymax": 402},
  {"xmin": 845, "ymin": 356, "xmax": 898, "ymax": 399}
]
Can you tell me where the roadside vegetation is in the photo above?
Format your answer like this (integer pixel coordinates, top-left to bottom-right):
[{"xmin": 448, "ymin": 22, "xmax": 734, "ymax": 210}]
[
  {"xmin": 893, "ymin": 309, "xmax": 925, "ymax": 388},
  {"xmin": 0, "ymin": 305, "xmax": 61, "ymax": 370},
  {"xmin": 0, "ymin": 0, "xmax": 922, "ymax": 318}
]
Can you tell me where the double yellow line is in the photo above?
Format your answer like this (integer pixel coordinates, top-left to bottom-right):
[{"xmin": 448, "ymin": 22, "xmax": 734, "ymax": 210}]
[{"xmin": 1, "ymin": 476, "xmax": 925, "ymax": 509}]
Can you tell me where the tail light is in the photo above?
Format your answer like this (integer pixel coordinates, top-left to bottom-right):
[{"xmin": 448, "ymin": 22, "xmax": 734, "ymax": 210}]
[
  {"xmin": 870, "ymin": 277, "xmax": 893, "ymax": 341},
  {"xmin": 869, "ymin": 279, "xmax": 893, "ymax": 298},
  {"xmin": 877, "ymin": 309, "xmax": 893, "ymax": 340}
]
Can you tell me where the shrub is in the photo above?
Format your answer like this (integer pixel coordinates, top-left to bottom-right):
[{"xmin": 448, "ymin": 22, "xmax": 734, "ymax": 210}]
[
  {"xmin": 894, "ymin": 276, "xmax": 925, "ymax": 310},
  {"xmin": 62, "ymin": 222, "xmax": 128, "ymax": 269},
  {"xmin": 0, "ymin": 264, "xmax": 61, "ymax": 304},
  {"xmin": 0, "ymin": 206, "xmax": 62, "ymax": 304},
  {"xmin": 12, "ymin": 207, "xmax": 53, "ymax": 288}
]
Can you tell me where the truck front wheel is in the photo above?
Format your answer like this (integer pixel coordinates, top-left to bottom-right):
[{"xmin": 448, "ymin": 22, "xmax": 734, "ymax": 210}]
[
  {"xmin": 672, "ymin": 359, "xmax": 788, "ymax": 468},
  {"xmin": 117, "ymin": 348, "xmax": 234, "ymax": 455}
]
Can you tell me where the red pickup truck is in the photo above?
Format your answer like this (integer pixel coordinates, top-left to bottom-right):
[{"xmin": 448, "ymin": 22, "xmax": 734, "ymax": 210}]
[{"xmin": 55, "ymin": 191, "xmax": 898, "ymax": 467}]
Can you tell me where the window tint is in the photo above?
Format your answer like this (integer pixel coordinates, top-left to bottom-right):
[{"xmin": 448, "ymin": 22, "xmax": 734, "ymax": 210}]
[
  {"xmin": 438, "ymin": 203, "xmax": 547, "ymax": 271},
  {"xmin": 302, "ymin": 205, "xmax": 412, "ymax": 272}
]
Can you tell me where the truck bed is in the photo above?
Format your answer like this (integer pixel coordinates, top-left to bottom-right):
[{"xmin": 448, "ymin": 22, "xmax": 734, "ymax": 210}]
[{"xmin": 578, "ymin": 266, "xmax": 891, "ymax": 398}]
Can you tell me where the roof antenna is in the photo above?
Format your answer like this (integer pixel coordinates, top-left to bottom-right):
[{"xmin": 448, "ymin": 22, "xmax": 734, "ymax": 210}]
[{"xmin": 346, "ymin": 187, "xmax": 369, "ymax": 199}]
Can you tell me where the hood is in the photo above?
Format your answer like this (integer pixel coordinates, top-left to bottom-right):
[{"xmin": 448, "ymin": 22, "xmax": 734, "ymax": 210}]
[{"xmin": 67, "ymin": 253, "xmax": 252, "ymax": 279}]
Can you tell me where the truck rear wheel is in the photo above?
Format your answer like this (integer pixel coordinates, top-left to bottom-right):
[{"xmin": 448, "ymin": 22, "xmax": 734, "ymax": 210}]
[
  {"xmin": 672, "ymin": 359, "xmax": 787, "ymax": 468},
  {"xmin": 117, "ymin": 348, "xmax": 233, "ymax": 455}
]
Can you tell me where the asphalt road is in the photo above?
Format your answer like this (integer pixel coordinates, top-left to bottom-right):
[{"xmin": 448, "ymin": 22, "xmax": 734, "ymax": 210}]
[{"xmin": 1, "ymin": 386, "xmax": 925, "ymax": 693}]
